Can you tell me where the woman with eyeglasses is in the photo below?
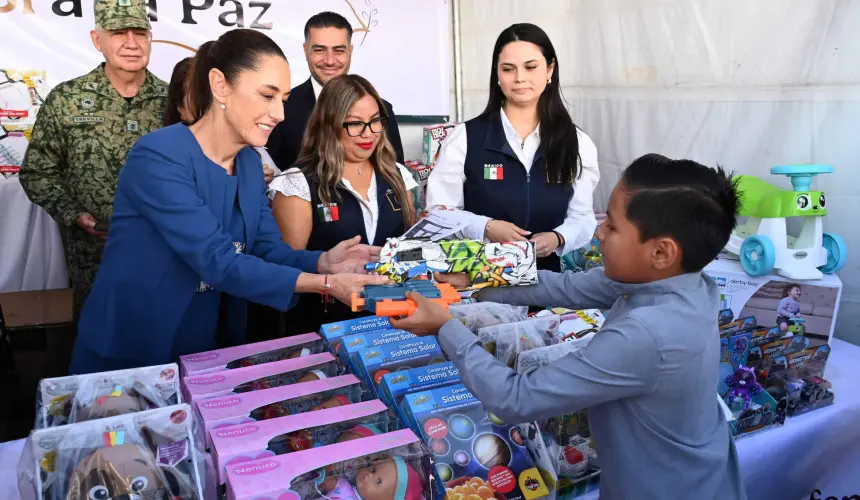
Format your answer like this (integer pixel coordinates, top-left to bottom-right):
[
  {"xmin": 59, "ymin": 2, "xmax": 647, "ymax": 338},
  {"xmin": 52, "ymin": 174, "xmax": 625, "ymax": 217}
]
[{"xmin": 269, "ymin": 74, "xmax": 417, "ymax": 337}]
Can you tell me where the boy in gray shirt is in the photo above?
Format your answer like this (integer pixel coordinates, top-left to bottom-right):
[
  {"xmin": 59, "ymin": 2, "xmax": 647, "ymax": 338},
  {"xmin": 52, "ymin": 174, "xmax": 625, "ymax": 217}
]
[{"xmin": 392, "ymin": 154, "xmax": 747, "ymax": 500}]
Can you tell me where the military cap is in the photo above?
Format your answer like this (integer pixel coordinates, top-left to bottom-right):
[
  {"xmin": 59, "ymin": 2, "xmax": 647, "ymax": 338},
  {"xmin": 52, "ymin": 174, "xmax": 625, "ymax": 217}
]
[{"xmin": 94, "ymin": 0, "xmax": 151, "ymax": 31}]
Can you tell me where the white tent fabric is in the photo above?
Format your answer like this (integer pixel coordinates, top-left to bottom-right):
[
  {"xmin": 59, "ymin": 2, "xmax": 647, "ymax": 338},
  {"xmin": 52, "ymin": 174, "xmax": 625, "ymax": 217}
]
[{"xmin": 448, "ymin": 0, "xmax": 860, "ymax": 344}]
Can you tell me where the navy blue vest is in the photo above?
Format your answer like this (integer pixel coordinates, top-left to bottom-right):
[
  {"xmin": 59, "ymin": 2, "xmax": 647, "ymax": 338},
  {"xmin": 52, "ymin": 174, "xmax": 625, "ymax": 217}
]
[
  {"xmin": 463, "ymin": 113, "xmax": 573, "ymax": 271},
  {"xmin": 284, "ymin": 171, "xmax": 406, "ymax": 335}
]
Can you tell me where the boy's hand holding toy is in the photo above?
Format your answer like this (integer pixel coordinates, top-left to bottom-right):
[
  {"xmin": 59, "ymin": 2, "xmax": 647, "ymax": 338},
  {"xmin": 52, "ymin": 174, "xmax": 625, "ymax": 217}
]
[{"xmin": 390, "ymin": 291, "xmax": 454, "ymax": 337}]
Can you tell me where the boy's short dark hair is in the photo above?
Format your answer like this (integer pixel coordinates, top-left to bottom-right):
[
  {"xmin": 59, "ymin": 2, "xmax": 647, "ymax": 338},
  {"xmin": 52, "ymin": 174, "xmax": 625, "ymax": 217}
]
[
  {"xmin": 304, "ymin": 11, "xmax": 353, "ymax": 42},
  {"xmin": 621, "ymin": 153, "xmax": 740, "ymax": 273}
]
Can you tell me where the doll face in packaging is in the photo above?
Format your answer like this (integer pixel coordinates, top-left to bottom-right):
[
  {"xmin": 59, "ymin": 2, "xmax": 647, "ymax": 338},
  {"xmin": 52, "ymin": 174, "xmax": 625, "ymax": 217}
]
[
  {"xmin": 449, "ymin": 303, "xmax": 528, "ymax": 333},
  {"xmin": 179, "ymin": 333, "xmax": 324, "ymax": 376},
  {"xmin": 37, "ymin": 364, "xmax": 180, "ymax": 429},
  {"xmin": 477, "ymin": 316, "xmax": 561, "ymax": 368}
]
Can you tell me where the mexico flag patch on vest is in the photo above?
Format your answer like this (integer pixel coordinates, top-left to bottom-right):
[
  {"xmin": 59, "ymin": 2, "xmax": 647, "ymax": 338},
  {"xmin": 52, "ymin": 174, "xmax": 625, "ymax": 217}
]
[
  {"xmin": 483, "ymin": 164, "xmax": 504, "ymax": 180},
  {"xmin": 317, "ymin": 203, "xmax": 340, "ymax": 222}
]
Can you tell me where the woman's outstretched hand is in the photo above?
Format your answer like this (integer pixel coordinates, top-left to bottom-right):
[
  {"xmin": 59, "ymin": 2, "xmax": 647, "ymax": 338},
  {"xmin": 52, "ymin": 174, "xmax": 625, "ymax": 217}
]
[
  {"xmin": 318, "ymin": 235, "xmax": 382, "ymax": 274},
  {"xmin": 328, "ymin": 273, "xmax": 392, "ymax": 305}
]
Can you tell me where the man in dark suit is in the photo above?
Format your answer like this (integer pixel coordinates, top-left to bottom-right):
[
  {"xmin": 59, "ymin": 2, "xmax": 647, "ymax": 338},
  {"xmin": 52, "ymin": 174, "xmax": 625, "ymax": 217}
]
[{"xmin": 266, "ymin": 11, "xmax": 404, "ymax": 170}]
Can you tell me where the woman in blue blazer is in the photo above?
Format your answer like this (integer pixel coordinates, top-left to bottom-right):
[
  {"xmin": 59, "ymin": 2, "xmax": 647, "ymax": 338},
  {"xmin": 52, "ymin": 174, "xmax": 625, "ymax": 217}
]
[{"xmin": 71, "ymin": 29, "xmax": 388, "ymax": 374}]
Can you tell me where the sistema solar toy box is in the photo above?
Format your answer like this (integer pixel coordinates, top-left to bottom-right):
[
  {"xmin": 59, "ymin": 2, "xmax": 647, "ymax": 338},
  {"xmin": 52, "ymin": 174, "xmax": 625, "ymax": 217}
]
[
  {"xmin": 402, "ymin": 384, "xmax": 550, "ymax": 500},
  {"xmin": 378, "ymin": 361, "xmax": 461, "ymax": 421},
  {"xmin": 356, "ymin": 337, "xmax": 448, "ymax": 395},
  {"xmin": 339, "ymin": 329, "xmax": 417, "ymax": 374},
  {"xmin": 318, "ymin": 316, "xmax": 392, "ymax": 354}
]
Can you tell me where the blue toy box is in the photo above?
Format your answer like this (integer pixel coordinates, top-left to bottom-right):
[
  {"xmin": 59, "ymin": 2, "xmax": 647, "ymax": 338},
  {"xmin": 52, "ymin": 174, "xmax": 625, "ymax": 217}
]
[
  {"xmin": 355, "ymin": 337, "xmax": 447, "ymax": 395},
  {"xmin": 318, "ymin": 316, "xmax": 392, "ymax": 354},
  {"xmin": 402, "ymin": 384, "xmax": 550, "ymax": 500},
  {"xmin": 378, "ymin": 362, "xmax": 461, "ymax": 421},
  {"xmin": 339, "ymin": 329, "xmax": 417, "ymax": 374}
]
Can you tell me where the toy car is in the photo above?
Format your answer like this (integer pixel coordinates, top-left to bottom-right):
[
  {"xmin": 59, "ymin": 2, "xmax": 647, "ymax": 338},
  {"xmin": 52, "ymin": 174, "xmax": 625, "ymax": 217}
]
[
  {"xmin": 786, "ymin": 317, "xmax": 806, "ymax": 336},
  {"xmin": 725, "ymin": 165, "xmax": 846, "ymax": 279}
]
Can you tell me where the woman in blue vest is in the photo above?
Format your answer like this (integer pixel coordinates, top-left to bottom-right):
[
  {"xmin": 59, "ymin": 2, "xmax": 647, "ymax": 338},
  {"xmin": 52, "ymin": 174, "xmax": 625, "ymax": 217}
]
[
  {"xmin": 71, "ymin": 30, "xmax": 388, "ymax": 374},
  {"xmin": 269, "ymin": 74, "xmax": 417, "ymax": 336},
  {"xmin": 426, "ymin": 23, "xmax": 600, "ymax": 272}
]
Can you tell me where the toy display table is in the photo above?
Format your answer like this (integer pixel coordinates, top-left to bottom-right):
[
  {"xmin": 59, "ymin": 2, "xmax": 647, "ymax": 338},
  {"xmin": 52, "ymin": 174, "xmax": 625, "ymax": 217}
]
[{"xmin": 2, "ymin": 338, "xmax": 859, "ymax": 500}]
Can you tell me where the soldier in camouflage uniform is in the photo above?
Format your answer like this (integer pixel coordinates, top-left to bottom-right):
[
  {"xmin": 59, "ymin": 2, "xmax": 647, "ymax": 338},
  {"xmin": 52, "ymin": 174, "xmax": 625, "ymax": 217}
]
[{"xmin": 19, "ymin": 0, "xmax": 167, "ymax": 319}]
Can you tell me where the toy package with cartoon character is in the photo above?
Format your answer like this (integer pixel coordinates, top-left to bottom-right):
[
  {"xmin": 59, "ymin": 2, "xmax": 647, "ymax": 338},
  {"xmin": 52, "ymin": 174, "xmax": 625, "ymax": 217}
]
[
  {"xmin": 182, "ymin": 352, "xmax": 345, "ymax": 402},
  {"xmin": 367, "ymin": 237, "xmax": 539, "ymax": 290},
  {"xmin": 35, "ymin": 363, "xmax": 180, "ymax": 429},
  {"xmin": 210, "ymin": 400, "xmax": 397, "ymax": 485},
  {"xmin": 179, "ymin": 333, "xmax": 325, "ymax": 377},
  {"xmin": 319, "ymin": 316, "xmax": 393, "ymax": 354},
  {"xmin": 19, "ymin": 404, "xmax": 206, "ymax": 500},
  {"xmin": 449, "ymin": 302, "xmax": 529, "ymax": 332},
  {"xmin": 378, "ymin": 362, "xmax": 461, "ymax": 421},
  {"xmin": 402, "ymin": 384, "xmax": 550, "ymax": 500},
  {"xmin": 355, "ymin": 337, "xmax": 448, "ymax": 395},
  {"xmin": 196, "ymin": 374, "xmax": 372, "ymax": 449},
  {"xmin": 338, "ymin": 329, "xmax": 417, "ymax": 374},
  {"xmin": 226, "ymin": 429, "xmax": 432, "ymax": 500},
  {"xmin": 477, "ymin": 316, "xmax": 562, "ymax": 367}
]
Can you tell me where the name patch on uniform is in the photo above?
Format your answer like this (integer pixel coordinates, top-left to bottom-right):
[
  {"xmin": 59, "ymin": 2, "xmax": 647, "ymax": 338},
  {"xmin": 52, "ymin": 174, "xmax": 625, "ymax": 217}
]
[
  {"xmin": 83, "ymin": 82, "xmax": 99, "ymax": 91},
  {"xmin": 385, "ymin": 188, "xmax": 401, "ymax": 212},
  {"xmin": 73, "ymin": 116, "xmax": 105, "ymax": 123},
  {"xmin": 483, "ymin": 164, "xmax": 504, "ymax": 180},
  {"xmin": 317, "ymin": 203, "xmax": 340, "ymax": 223}
]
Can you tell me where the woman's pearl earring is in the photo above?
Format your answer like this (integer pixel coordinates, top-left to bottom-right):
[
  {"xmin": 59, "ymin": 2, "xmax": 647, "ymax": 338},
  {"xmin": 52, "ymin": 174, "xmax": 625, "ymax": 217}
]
[
  {"xmin": 547, "ymin": 77, "xmax": 552, "ymax": 84},
  {"xmin": 497, "ymin": 80, "xmax": 501, "ymax": 86},
  {"xmin": 220, "ymin": 103, "xmax": 226, "ymax": 110}
]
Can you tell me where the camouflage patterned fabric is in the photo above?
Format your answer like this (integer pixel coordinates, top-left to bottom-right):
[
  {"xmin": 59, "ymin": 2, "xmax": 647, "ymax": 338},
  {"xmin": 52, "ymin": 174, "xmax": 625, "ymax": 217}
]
[
  {"xmin": 19, "ymin": 64, "xmax": 167, "ymax": 319},
  {"xmin": 94, "ymin": 0, "xmax": 151, "ymax": 31}
]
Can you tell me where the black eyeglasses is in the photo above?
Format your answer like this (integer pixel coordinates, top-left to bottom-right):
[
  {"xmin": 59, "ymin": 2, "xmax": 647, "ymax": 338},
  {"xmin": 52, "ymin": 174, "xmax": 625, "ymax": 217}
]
[{"xmin": 342, "ymin": 116, "xmax": 388, "ymax": 137}]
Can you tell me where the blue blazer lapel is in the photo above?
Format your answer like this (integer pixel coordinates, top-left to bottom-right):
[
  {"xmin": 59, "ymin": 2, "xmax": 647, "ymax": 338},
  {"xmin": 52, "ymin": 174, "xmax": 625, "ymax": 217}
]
[{"xmin": 237, "ymin": 147, "xmax": 262, "ymax": 247}]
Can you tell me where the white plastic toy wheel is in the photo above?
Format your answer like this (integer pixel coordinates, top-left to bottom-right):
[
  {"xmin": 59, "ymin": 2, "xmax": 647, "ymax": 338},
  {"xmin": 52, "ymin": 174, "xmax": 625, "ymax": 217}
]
[
  {"xmin": 740, "ymin": 236, "xmax": 776, "ymax": 277},
  {"xmin": 819, "ymin": 233, "xmax": 847, "ymax": 274}
]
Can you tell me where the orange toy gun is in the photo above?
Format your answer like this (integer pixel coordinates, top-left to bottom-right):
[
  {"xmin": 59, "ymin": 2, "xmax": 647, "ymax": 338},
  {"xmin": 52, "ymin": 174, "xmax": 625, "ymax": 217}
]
[{"xmin": 351, "ymin": 281, "xmax": 461, "ymax": 317}]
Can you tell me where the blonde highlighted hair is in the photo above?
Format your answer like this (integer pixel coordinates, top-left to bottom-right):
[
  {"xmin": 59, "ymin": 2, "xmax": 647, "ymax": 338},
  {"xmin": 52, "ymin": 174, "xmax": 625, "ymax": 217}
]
[{"xmin": 295, "ymin": 74, "xmax": 415, "ymax": 227}]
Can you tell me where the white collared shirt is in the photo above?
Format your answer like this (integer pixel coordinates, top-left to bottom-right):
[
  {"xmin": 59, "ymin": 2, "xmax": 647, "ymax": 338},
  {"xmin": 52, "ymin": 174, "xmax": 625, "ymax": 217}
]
[
  {"xmin": 425, "ymin": 108, "xmax": 600, "ymax": 255},
  {"xmin": 268, "ymin": 164, "xmax": 418, "ymax": 244},
  {"xmin": 311, "ymin": 77, "xmax": 323, "ymax": 99}
]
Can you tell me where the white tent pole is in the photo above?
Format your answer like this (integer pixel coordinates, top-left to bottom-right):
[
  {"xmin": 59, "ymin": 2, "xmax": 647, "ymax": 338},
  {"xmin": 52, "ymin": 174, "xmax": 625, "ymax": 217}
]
[{"xmin": 452, "ymin": 0, "xmax": 464, "ymax": 122}]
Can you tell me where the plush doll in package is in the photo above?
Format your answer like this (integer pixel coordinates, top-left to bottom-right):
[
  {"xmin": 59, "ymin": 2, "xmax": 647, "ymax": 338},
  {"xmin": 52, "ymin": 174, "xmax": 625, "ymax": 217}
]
[
  {"xmin": 19, "ymin": 404, "xmax": 206, "ymax": 500},
  {"xmin": 449, "ymin": 302, "xmax": 529, "ymax": 332},
  {"xmin": 366, "ymin": 237, "xmax": 538, "ymax": 290},
  {"xmin": 35, "ymin": 363, "xmax": 180, "ymax": 429}
]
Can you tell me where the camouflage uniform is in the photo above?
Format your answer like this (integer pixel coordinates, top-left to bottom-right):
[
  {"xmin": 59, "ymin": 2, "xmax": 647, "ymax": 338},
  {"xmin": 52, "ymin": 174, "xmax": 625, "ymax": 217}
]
[{"xmin": 18, "ymin": 0, "xmax": 167, "ymax": 319}]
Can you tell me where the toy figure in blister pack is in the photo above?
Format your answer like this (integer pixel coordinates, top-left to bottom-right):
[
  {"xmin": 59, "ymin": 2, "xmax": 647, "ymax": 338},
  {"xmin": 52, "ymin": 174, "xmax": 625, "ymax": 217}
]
[
  {"xmin": 730, "ymin": 337, "xmax": 750, "ymax": 369},
  {"xmin": 58, "ymin": 429, "xmax": 199, "ymax": 500},
  {"xmin": 724, "ymin": 366, "xmax": 763, "ymax": 411},
  {"xmin": 718, "ymin": 308, "xmax": 734, "ymax": 326}
]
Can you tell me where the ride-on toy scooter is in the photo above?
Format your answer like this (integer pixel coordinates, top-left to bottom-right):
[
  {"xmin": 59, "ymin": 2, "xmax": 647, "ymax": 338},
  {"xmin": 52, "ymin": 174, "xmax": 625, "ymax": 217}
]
[{"xmin": 725, "ymin": 165, "xmax": 847, "ymax": 279}]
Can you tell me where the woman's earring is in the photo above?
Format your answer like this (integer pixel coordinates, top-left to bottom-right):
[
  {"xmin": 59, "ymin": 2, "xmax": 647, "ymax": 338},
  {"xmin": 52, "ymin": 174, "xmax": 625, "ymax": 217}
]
[
  {"xmin": 497, "ymin": 80, "xmax": 501, "ymax": 86},
  {"xmin": 547, "ymin": 77, "xmax": 552, "ymax": 84},
  {"xmin": 219, "ymin": 103, "xmax": 226, "ymax": 110}
]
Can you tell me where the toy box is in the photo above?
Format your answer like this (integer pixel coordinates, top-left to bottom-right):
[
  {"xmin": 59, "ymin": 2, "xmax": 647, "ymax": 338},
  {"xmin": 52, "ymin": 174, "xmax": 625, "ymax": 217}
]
[
  {"xmin": 450, "ymin": 302, "xmax": 529, "ymax": 332},
  {"xmin": 182, "ymin": 352, "xmax": 343, "ymax": 402},
  {"xmin": 422, "ymin": 123, "xmax": 457, "ymax": 166},
  {"xmin": 19, "ymin": 404, "xmax": 206, "ymax": 500},
  {"xmin": 402, "ymin": 384, "xmax": 550, "ymax": 500},
  {"xmin": 179, "ymin": 333, "xmax": 325, "ymax": 377},
  {"xmin": 746, "ymin": 335, "xmax": 812, "ymax": 373},
  {"xmin": 225, "ymin": 429, "xmax": 433, "ymax": 500},
  {"xmin": 767, "ymin": 372, "xmax": 835, "ymax": 417},
  {"xmin": 210, "ymin": 399, "xmax": 395, "ymax": 485},
  {"xmin": 35, "ymin": 363, "xmax": 180, "ymax": 429},
  {"xmin": 378, "ymin": 362, "xmax": 461, "ymax": 420},
  {"xmin": 356, "ymin": 337, "xmax": 447, "ymax": 394},
  {"xmin": 705, "ymin": 258, "xmax": 842, "ymax": 344},
  {"xmin": 339, "ymin": 329, "xmax": 417, "ymax": 374},
  {"xmin": 720, "ymin": 366, "xmax": 786, "ymax": 439},
  {"xmin": 196, "ymin": 374, "xmax": 371, "ymax": 449},
  {"xmin": 368, "ymin": 237, "xmax": 539, "ymax": 290},
  {"xmin": 404, "ymin": 159, "xmax": 434, "ymax": 213},
  {"xmin": 477, "ymin": 316, "xmax": 561, "ymax": 367},
  {"xmin": 319, "ymin": 316, "xmax": 393, "ymax": 354}
]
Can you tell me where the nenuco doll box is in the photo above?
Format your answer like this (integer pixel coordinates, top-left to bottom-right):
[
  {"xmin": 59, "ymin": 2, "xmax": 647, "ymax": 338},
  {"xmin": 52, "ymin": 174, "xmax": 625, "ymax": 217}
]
[
  {"xmin": 182, "ymin": 352, "xmax": 343, "ymax": 402},
  {"xmin": 402, "ymin": 384, "xmax": 550, "ymax": 500},
  {"xmin": 210, "ymin": 399, "xmax": 395, "ymax": 485},
  {"xmin": 705, "ymin": 259, "xmax": 841, "ymax": 344},
  {"xmin": 179, "ymin": 333, "xmax": 325, "ymax": 376},
  {"xmin": 225, "ymin": 429, "xmax": 433, "ymax": 500}
]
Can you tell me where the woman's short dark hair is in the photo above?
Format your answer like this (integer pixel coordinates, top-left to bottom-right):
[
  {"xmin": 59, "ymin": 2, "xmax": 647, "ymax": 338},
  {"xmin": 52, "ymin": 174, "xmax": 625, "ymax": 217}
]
[
  {"xmin": 185, "ymin": 29, "xmax": 286, "ymax": 122},
  {"xmin": 164, "ymin": 57, "xmax": 192, "ymax": 126}
]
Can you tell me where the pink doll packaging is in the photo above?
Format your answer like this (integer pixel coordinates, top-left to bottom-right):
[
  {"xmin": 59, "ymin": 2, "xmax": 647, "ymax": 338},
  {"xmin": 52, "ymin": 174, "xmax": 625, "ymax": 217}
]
[
  {"xmin": 210, "ymin": 399, "xmax": 395, "ymax": 485},
  {"xmin": 179, "ymin": 333, "xmax": 325, "ymax": 377},
  {"xmin": 226, "ymin": 429, "xmax": 431, "ymax": 500},
  {"xmin": 196, "ymin": 374, "xmax": 370, "ymax": 449},
  {"xmin": 182, "ymin": 352, "xmax": 343, "ymax": 402}
]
